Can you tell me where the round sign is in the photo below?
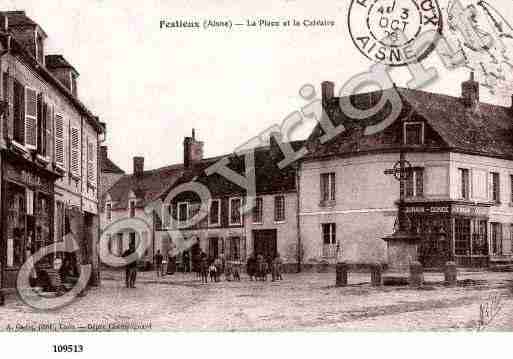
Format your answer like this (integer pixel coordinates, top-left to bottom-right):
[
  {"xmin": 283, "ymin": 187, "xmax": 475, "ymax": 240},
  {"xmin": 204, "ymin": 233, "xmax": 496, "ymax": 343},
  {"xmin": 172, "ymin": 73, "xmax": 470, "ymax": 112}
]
[
  {"xmin": 393, "ymin": 159, "xmax": 412, "ymax": 181},
  {"xmin": 348, "ymin": 0, "xmax": 443, "ymax": 66}
]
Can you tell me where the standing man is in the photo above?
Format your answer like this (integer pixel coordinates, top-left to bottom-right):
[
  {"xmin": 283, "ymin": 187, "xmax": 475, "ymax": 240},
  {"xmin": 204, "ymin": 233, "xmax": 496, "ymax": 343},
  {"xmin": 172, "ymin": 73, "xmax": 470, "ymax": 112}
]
[
  {"xmin": 182, "ymin": 251, "xmax": 190, "ymax": 273},
  {"xmin": 154, "ymin": 250, "xmax": 163, "ymax": 277},
  {"xmin": 123, "ymin": 242, "xmax": 138, "ymax": 288}
]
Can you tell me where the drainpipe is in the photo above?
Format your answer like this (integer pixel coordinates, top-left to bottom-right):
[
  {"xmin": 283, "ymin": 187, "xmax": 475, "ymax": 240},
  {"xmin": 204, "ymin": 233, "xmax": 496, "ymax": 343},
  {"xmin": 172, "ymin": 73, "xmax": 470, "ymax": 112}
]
[{"xmin": 296, "ymin": 162, "xmax": 302, "ymax": 273}]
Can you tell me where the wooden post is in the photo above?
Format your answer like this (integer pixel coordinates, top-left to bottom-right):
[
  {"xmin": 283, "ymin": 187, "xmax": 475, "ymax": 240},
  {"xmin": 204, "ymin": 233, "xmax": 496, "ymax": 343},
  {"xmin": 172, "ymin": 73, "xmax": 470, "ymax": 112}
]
[
  {"xmin": 371, "ymin": 263, "xmax": 383, "ymax": 286},
  {"xmin": 444, "ymin": 261, "xmax": 457, "ymax": 286},
  {"xmin": 336, "ymin": 262, "xmax": 348, "ymax": 287},
  {"xmin": 409, "ymin": 261, "xmax": 424, "ymax": 287}
]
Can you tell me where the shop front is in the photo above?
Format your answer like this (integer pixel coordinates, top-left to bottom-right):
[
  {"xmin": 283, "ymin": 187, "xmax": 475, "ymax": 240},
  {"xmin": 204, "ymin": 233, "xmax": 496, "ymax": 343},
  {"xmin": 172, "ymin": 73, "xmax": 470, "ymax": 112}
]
[
  {"xmin": 1, "ymin": 154, "xmax": 59, "ymax": 288},
  {"xmin": 405, "ymin": 201, "xmax": 492, "ymax": 268}
]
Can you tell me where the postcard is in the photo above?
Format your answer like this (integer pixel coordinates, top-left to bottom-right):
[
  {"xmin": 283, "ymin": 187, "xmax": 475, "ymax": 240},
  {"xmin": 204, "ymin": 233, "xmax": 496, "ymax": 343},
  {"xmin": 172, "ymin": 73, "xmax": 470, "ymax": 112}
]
[{"xmin": 0, "ymin": 0, "xmax": 512, "ymax": 357}]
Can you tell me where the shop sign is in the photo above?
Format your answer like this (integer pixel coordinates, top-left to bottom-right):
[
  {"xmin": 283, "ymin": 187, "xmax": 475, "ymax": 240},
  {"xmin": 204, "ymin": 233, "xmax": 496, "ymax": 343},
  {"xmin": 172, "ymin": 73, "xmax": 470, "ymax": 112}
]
[
  {"xmin": 452, "ymin": 205, "xmax": 489, "ymax": 217},
  {"xmin": 4, "ymin": 162, "xmax": 51, "ymax": 192},
  {"xmin": 405, "ymin": 205, "xmax": 449, "ymax": 214}
]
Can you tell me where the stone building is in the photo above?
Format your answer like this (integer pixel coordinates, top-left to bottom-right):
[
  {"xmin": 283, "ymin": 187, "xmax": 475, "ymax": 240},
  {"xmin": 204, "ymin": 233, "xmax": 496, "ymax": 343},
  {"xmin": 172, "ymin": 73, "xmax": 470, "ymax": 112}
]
[
  {"xmin": 156, "ymin": 138, "xmax": 302, "ymax": 272},
  {"xmin": 100, "ymin": 131, "xmax": 207, "ymax": 266},
  {"xmin": 0, "ymin": 11, "xmax": 105, "ymax": 288},
  {"xmin": 299, "ymin": 76, "xmax": 513, "ymax": 269}
]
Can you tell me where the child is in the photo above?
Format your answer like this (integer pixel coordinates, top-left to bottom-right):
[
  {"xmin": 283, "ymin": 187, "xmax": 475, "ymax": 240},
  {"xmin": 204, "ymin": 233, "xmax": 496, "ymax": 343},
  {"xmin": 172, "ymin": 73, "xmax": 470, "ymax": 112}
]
[
  {"xmin": 232, "ymin": 261, "xmax": 241, "ymax": 281},
  {"xmin": 209, "ymin": 263, "xmax": 217, "ymax": 282}
]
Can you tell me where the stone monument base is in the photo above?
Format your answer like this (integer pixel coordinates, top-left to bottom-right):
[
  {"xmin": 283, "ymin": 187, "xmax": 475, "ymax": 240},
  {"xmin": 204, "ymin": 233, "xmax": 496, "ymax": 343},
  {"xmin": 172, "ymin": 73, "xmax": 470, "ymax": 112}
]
[{"xmin": 382, "ymin": 231, "xmax": 422, "ymax": 273}]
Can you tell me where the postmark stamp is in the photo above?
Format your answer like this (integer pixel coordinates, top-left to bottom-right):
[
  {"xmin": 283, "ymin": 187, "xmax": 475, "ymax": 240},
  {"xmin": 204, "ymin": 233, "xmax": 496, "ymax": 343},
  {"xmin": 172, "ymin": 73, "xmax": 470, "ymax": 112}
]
[{"xmin": 348, "ymin": 0, "xmax": 443, "ymax": 66}]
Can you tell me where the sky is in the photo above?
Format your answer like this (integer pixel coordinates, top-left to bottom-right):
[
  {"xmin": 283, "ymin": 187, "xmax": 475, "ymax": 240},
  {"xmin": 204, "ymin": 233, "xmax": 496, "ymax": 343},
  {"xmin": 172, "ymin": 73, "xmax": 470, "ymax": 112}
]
[{"xmin": 1, "ymin": 0, "xmax": 513, "ymax": 173}]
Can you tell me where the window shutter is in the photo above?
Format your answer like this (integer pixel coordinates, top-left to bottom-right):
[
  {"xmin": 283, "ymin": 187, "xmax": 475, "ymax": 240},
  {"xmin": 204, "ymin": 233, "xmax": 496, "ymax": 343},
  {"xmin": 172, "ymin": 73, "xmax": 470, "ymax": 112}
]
[
  {"xmin": 87, "ymin": 140, "xmax": 96, "ymax": 185},
  {"xmin": 54, "ymin": 114, "xmax": 65, "ymax": 166},
  {"xmin": 45, "ymin": 103, "xmax": 53, "ymax": 158},
  {"xmin": 70, "ymin": 127, "xmax": 80, "ymax": 176},
  {"xmin": 36, "ymin": 93, "xmax": 43, "ymax": 154},
  {"xmin": 13, "ymin": 80, "xmax": 25, "ymax": 144},
  {"xmin": 2, "ymin": 71, "xmax": 13, "ymax": 139},
  {"xmin": 25, "ymin": 88, "xmax": 38, "ymax": 149}
]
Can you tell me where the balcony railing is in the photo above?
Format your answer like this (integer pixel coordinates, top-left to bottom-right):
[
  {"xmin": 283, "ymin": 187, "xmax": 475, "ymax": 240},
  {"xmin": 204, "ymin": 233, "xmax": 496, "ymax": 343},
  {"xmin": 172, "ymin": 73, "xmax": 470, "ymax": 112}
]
[{"xmin": 322, "ymin": 244, "xmax": 338, "ymax": 258}]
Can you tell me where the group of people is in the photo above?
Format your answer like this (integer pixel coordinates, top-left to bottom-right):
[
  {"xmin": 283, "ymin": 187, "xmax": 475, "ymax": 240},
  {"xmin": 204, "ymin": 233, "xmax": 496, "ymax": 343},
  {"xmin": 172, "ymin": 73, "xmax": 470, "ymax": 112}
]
[
  {"xmin": 196, "ymin": 252, "xmax": 283, "ymax": 284},
  {"xmin": 246, "ymin": 253, "xmax": 283, "ymax": 282},
  {"xmin": 123, "ymin": 246, "xmax": 284, "ymax": 287}
]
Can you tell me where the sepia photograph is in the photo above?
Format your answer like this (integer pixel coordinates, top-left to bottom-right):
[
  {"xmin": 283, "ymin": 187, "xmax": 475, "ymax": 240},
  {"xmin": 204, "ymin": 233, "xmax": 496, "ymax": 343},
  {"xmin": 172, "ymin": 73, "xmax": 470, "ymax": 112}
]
[{"xmin": 0, "ymin": 0, "xmax": 513, "ymax": 356}]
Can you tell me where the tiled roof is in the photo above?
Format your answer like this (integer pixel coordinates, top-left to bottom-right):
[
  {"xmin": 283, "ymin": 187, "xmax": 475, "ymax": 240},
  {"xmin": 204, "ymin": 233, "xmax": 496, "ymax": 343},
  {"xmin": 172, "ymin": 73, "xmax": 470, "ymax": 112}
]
[
  {"xmin": 305, "ymin": 86, "xmax": 513, "ymax": 160},
  {"xmin": 45, "ymin": 55, "xmax": 79, "ymax": 75},
  {"xmin": 101, "ymin": 157, "xmax": 125, "ymax": 175},
  {"xmin": 106, "ymin": 164, "xmax": 185, "ymax": 210},
  {"xmin": 161, "ymin": 142, "xmax": 303, "ymax": 202}
]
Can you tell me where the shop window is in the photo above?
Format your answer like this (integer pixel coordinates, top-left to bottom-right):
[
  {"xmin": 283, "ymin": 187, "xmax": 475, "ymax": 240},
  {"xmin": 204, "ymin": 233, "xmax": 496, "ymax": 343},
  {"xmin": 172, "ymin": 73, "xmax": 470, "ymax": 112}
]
[
  {"xmin": 209, "ymin": 199, "xmax": 221, "ymax": 226},
  {"xmin": 322, "ymin": 223, "xmax": 337, "ymax": 258},
  {"xmin": 404, "ymin": 169, "xmax": 424, "ymax": 197},
  {"xmin": 455, "ymin": 218, "xmax": 471, "ymax": 256},
  {"xmin": 229, "ymin": 197, "xmax": 242, "ymax": 225},
  {"xmin": 471, "ymin": 220, "xmax": 488, "ymax": 256},
  {"xmin": 5, "ymin": 183, "xmax": 26, "ymax": 268},
  {"xmin": 252, "ymin": 197, "xmax": 263, "ymax": 224},
  {"xmin": 490, "ymin": 172, "xmax": 500, "ymax": 203},
  {"xmin": 274, "ymin": 195, "xmax": 285, "ymax": 222},
  {"xmin": 34, "ymin": 194, "xmax": 51, "ymax": 253},
  {"xmin": 320, "ymin": 172, "xmax": 336, "ymax": 203},
  {"xmin": 491, "ymin": 222, "xmax": 503, "ymax": 256},
  {"xmin": 459, "ymin": 168, "xmax": 470, "ymax": 200},
  {"xmin": 404, "ymin": 122, "xmax": 424, "ymax": 145}
]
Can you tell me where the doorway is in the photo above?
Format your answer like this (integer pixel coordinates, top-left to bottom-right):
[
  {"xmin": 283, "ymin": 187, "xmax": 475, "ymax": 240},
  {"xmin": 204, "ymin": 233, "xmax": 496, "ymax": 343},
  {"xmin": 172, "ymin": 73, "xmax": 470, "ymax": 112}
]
[{"xmin": 253, "ymin": 229, "xmax": 277, "ymax": 260}]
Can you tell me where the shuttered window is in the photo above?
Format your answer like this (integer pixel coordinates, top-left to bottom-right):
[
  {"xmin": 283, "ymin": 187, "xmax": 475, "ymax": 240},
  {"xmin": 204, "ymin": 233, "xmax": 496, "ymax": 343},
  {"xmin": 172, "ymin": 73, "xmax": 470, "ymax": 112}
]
[
  {"xmin": 87, "ymin": 140, "xmax": 96, "ymax": 185},
  {"xmin": 37, "ymin": 94, "xmax": 47, "ymax": 156},
  {"xmin": 70, "ymin": 127, "xmax": 80, "ymax": 177},
  {"xmin": 45, "ymin": 103, "xmax": 53, "ymax": 158},
  {"xmin": 13, "ymin": 80, "xmax": 24, "ymax": 144},
  {"xmin": 24, "ymin": 87, "xmax": 38, "ymax": 149},
  {"xmin": 54, "ymin": 114, "xmax": 65, "ymax": 167}
]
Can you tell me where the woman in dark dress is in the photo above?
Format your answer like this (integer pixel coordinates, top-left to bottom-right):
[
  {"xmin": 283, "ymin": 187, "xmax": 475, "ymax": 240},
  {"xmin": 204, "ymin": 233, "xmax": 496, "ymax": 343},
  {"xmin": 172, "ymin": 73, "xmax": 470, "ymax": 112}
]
[{"xmin": 246, "ymin": 255, "xmax": 257, "ymax": 281}]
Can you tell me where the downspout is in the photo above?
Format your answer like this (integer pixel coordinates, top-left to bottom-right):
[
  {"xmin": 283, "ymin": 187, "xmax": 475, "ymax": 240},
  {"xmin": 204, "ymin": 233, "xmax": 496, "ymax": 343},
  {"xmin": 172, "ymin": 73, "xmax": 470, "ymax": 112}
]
[
  {"xmin": 296, "ymin": 162, "xmax": 302, "ymax": 273},
  {"xmin": 0, "ymin": 34, "xmax": 11, "ymax": 291}
]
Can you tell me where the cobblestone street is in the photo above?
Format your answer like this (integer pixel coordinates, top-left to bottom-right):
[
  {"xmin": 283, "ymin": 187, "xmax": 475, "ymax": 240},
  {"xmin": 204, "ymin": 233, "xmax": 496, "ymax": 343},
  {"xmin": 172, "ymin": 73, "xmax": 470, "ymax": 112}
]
[{"xmin": 1, "ymin": 270, "xmax": 512, "ymax": 331}]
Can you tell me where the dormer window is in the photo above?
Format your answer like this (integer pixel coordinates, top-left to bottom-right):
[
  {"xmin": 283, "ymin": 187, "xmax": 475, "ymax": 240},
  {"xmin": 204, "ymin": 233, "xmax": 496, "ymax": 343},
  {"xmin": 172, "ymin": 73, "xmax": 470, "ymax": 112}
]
[{"xmin": 404, "ymin": 122, "xmax": 424, "ymax": 145}]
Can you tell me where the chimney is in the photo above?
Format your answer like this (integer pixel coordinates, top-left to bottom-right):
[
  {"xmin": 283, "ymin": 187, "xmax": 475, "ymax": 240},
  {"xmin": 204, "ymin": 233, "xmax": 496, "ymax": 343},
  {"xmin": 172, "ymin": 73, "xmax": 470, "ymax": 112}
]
[
  {"xmin": 183, "ymin": 129, "xmax": 204, "ymax": 169},
  {"xmin": 133, "ymin": 157, "xmax": 144, "ymax": 176},
  {"xmin": 462, "ymin": 71, "xmax": 479, "ymax": 108},
  {"xmin": 321, "ymin": 81, "xmax": 335, "ymax": 102}
]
